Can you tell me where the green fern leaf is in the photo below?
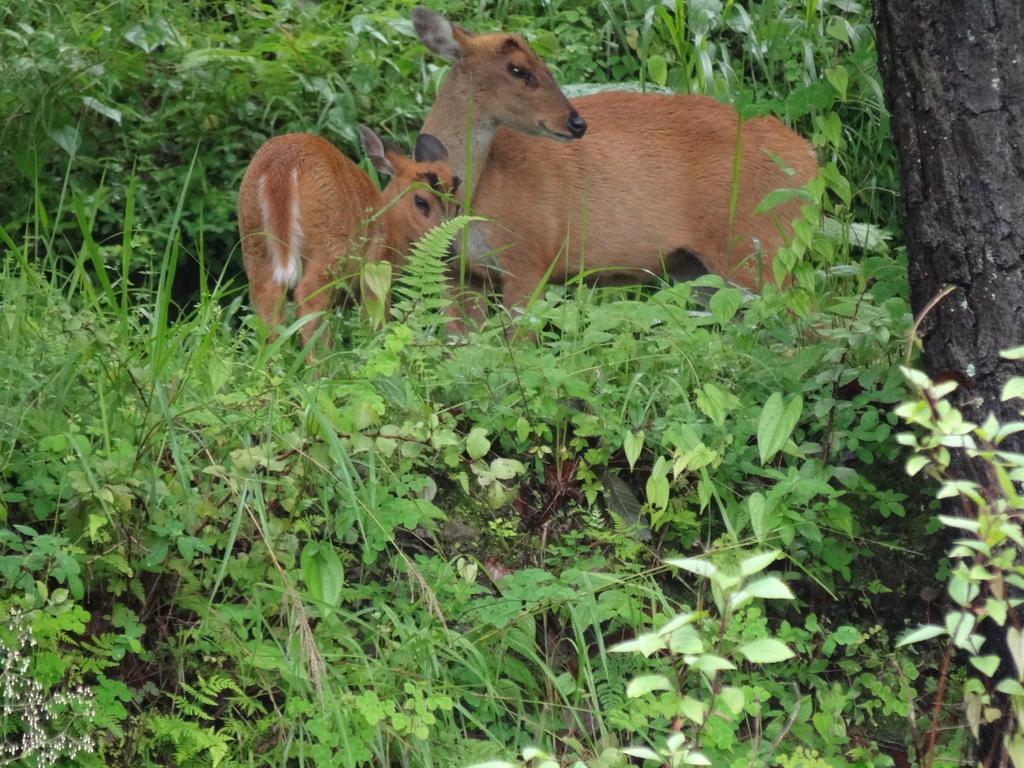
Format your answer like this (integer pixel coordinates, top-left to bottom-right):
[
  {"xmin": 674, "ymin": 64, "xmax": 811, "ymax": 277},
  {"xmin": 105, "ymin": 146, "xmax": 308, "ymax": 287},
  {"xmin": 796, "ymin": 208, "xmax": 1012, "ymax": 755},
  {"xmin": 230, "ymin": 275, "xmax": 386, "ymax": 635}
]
[{"xmin": 391, "ymin": 215, "xmax": 481, "ymax": 329}]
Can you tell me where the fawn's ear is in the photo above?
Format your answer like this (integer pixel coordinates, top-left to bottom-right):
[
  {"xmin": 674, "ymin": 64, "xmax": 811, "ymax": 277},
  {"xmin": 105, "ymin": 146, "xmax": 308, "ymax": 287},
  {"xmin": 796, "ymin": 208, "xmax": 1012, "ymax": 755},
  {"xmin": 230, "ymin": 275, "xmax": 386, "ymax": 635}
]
[
  {"xmin": 414, "ymin": 133, "xmax": 449, "ymax": 164},
  {"xmin": 358, "ymin": 125, "xmax": 395, "ymax": 176},
  {"xmin": 412, "ymin": 7, "xmax": 469, "ymax": 61}
]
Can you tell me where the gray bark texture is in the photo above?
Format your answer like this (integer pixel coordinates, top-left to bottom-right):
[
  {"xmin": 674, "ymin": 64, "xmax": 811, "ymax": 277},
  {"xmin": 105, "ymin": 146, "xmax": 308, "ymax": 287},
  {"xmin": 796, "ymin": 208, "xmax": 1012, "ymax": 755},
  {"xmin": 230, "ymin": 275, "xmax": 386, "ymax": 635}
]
[
  {"xmin": 874, "ymin": 4, "xmax": 1024, "ymax": 762},
  {"xmin": 873, "ymin": 0, "xmax": 1024, "ymax": 452}
]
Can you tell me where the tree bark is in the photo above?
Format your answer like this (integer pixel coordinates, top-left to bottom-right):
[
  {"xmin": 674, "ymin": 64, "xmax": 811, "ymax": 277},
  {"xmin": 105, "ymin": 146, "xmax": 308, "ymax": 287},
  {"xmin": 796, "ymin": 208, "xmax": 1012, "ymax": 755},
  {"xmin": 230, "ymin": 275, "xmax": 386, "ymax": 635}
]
[
  {"xmin": 873, "ymin": 0, "xmax": 1024, "ymax": 450},
  {"xmin": 874, "ymin": 3, "xmax": 1024, "ymax": 763}
]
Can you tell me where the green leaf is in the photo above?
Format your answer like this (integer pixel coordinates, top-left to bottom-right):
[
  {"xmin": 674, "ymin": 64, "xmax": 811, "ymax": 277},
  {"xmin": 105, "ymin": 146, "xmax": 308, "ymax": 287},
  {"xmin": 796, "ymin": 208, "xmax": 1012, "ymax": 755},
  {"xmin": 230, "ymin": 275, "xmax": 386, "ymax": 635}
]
[
  {"xmin": 718, "ymin": 686, "xmax": 745, "ymax": 714},
  {"xmin": 610, "ymin": 632, "xmax": 667, "ymax": 656},
  {"xmin": 645, "ymin": 456, "xmax": 670, "ymax": 510},
  {"xmin": 466, "ymin": 427, "xmax": 491, "ymax": 460},
  {"xmin": 696, "ymin": 383, "xmax": 735, "ymax": 426},
  {"xmin": 666, "ymin": 557, "xmax": 717, "ymax": 578},
  {"xmin": 970, "ymin": 655, "xmax": 1001, "ymax": 678},
  {"xmin": 82, "ymin": 96, "xmax": 123, "ymax": 124},
  {"xmin": 49, "ymin": 125, "xmax": 80, "ymax": 157},
  {"xmin": 1007, "ymin": 627, "xmax": 1024, "ymax": 680},
  {"xmin": 621, "ymin": 747, "xmax": 661, "ymax": 761},
  {"xmin": 1000, "ymin": 346, "xmax": 1024, "ymax": 360},
  {"xmin": 489, "ymin": 458, "xmax": 524, "ymax": 480},
  {"xmin": 906, "ymin": 454, "xmax": 930, "ymax": 476},
  {"xmin": 825, "ymin": 65, "xmax": 849, "ymax": 100},
  {"xmin": 896, "ymin": 624, "xmax": 946, "ymax": 647},
  {"xmin": 626, "ymin": 674, "xmax": 673, "ymax": 698},
  {"xmin": 1001, "ymin": 377, "xmax": 1024, "ymax": 402},
  {"xmin": 300, "ymin": 541, "xmax": 344, "ymax": 607},
  {"xmin": 753, "ymin": 187, "xmax": 812, "ymax": 214},
  {"xmin": 679, "ymin": 695, "xmax": 706, "ymax": 723},
  {"xmin": 646, "ymin": 54, "xmax": 668, "ymax": 87},
  {"xmin": 709, "ymin": 287, "xmax": 743, "ymax": 325},
  {"xmin": 749, "ymin": 493, "xmax": 769, "ymax": 541},
  {"xmin": 736, "ymin": 638, "xmax": 794, "ymax": 663},
  {"xmin": 995, "ymin": 679, "xmax": 1024, "ymax": 696},
  {"xmin": 623, "ymin": 430, "xmax": 644, "ymax": 470},
  {"xmin": 690, "ymin": 654, "xmax": 735, "ymax": 675},
  {"xmin": 937, "ymin": 514, "xmax": 980, "ymax": 532},
  {"xmin": 739, "ymin": 550, "xmax": 779, "ymax": 577},
  {"xmin": 757, "ymin": 393, "xmax": 803, "ymax": 464},
  {"xmin": 742, "ymin": 576, "xmax": 795, "ymax": 601}
]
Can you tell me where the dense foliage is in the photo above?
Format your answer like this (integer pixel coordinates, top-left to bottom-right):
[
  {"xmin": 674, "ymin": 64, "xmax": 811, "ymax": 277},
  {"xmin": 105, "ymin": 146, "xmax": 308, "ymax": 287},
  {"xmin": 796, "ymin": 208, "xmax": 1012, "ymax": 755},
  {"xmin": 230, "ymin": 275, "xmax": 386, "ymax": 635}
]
[{"xmin": 0, "ymin": 0, "xmax": 986, "ymax": 765}]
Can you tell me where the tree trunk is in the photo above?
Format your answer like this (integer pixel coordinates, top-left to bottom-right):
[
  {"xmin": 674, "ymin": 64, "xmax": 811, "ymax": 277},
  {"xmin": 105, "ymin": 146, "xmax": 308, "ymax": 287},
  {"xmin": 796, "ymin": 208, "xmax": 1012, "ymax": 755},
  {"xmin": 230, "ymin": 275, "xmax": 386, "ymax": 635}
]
[
  {"xmin": 873, "ymin": 0, "xmax": 1024, "ymax": 447},
  {"xmin": 873, "ymin": 2, "xmax": 1024, "ymax": 763}
]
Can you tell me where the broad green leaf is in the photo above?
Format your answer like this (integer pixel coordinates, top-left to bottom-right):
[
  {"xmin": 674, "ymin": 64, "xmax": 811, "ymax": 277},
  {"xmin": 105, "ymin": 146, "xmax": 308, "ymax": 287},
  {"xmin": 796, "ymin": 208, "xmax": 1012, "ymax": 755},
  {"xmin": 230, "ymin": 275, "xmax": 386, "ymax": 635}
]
[
  {"xmin": 696, "ymin": 383, "xmax": 735, "ymax": 426},
  {"xmin": 466, "ymin": 427, "xmax": 490, "ymax": 460},
  {"xmin": 742, "ymin": 576, "xmax": 795, "ymax": 601},
  {"xmin": 709, "ymin": 287, "xmax": 743, "ymax": 325},
  {"xmin": 987, "ymin": 598, "xmax": 1008, "ymax": 627},
  {"xmin": 937, "ymin": 514, "xmax": 980, "ymax": 532},
  {"xmin": 995, "ymin": 679, "xmax": 1024, "ymax": 696},
  {"xmin": 906, "ymin": 454, "xmax": 929, "ymax": 476},
  {"xmin": 489, "ymin": 458, "xmax": 524, "ymax": 480},
  {"xmin": 49, "ymin": 125, "xmax": 80, "ymax": 157},
  {"xmin": 1008, "ymin": 627, "xmax": 1024, "ymax": 680},
  {"xmin": 970, "ymin": 655, "xmax": 1001, "ymax": 678},
  {"xmin": 739, "ymin": 550, "xmax": 779, "ymax": 577},
  {"xmin": 679, "ymin": 695, "xmax": 705, "ymax": 722},
  {"xmin": 623, "ymin": 430, "xmax": 644, "ymax": 470},
  {"xmin": 646, "ymin": 54, "xmax": 668, "ymax": 87},
  {"xmin": 689, "ymin": 654, "xmax": 735, "ymax": 675},
  {"xmin": 749, "ymin": 493, "xmax": 769, "ymax": 541},
  {"xmin": 1001, "ymin": 377, "xmax": 1024, "ymax": 402},
  {"xmin": 1001, "ymin": 346, "xmax": 1024, "ymax": 360},
  {"xmin": 646, "ymin": 456, "xmax": 670, "ymax": 510},
  {"xmin": 300, "ymin": 542, "xmax": 344, "ymax": 607},
  {"xmin": 736, "ymin": 638, "xmax": 794, "ymax": 663},
  {"xmin": 621, "ymin": 747, "xmax": 660, "ymax": 761},
  {"xmin": 896, "ymin": 624, "xmax": 947, "ymax": 647},
  {"xmin": 666, "ymin": 557, "xmax": 717, "ymax": 578},
  {"xmin": 826, "ymin": 65, "xmax": 849, "ymax": 100},
  {"xmin": 719, "ymin": 686, "xmax": 745, "ymax": 714},
  {"xmin": 757, "ymin": 393, "xmax": 803, "ymax": 464},
  {"xmin": 666, "ymin": 625, "xmax": 704, "ymax": 655},
  {"xmin": 626, "ymin": 674, "xmax": 673, "ymax": 698},
  {"xmin": 611, "ymin": 632, "xmax": 666, "ymax": 656},
  {"xmin": 82, "ymin": 96, "xmax": 122, "ymax": 124},
  {"xmin": 753, "ymin": 187, "xmax": 810, "ymax": 214}
]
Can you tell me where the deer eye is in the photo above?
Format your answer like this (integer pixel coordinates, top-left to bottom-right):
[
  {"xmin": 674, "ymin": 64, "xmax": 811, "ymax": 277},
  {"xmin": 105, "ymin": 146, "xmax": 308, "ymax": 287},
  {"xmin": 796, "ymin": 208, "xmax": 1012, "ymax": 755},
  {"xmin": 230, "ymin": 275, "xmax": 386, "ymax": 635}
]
[
  {"xmin": 507, "ymin": 63, "xmax": 528, "ymax": 79},
  {"xmin": 414, "ymin": 193, "xmax": 430, "ymax": 215}
]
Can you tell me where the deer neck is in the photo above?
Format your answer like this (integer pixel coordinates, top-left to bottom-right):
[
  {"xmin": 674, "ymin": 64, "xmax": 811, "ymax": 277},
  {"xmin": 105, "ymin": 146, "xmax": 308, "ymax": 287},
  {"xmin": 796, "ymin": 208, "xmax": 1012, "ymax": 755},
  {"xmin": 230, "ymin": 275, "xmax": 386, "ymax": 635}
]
[{"xmin": 420, "ymin": 67, "xmax": 497, "ymax": 200}]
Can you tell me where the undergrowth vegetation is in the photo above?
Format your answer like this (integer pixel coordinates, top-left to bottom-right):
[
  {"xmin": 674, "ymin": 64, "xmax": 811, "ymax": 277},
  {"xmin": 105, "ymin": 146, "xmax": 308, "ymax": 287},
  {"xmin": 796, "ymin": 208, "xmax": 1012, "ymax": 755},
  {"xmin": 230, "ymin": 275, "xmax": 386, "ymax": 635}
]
[{"xmin": 0, "ymin": 0, "xmax": 972, "ymax": 765}]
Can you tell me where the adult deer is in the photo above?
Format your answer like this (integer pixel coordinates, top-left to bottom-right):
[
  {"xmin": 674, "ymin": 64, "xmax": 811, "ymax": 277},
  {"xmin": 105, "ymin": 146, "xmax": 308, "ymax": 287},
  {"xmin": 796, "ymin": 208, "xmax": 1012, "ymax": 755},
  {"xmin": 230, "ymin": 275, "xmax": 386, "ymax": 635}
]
[
  {"xmin": 412, "ymin": 8, "xmax": 818, "ymax": 310},
  {"xmin": 238, "ymin": 127, "xmax": 458, "ymax": 352}
]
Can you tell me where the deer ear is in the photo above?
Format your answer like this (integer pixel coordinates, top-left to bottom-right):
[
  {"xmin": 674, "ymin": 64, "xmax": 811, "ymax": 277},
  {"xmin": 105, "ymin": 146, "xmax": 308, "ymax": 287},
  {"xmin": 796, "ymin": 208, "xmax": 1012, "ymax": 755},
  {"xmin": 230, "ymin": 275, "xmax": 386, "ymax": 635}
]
[
  {"xmin": 414, "ymin": 133, "xmax": 448, "ymax": 163},
  {"xmin": 411, "ymin": 7, "xmax": 464, "ymax": 61},
  {"xmin": 358, "ymin": 125, "xmax": 395, "ymax": 176}
]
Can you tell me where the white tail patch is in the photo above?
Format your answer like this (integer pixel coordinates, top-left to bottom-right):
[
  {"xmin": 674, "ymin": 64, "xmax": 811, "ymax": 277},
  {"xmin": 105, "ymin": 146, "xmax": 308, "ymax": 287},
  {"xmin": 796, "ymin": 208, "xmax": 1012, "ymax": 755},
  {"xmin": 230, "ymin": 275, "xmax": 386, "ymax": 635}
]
[{"xmin": 259, "ymin": 170, "xmax": 303, "ymax": 289}]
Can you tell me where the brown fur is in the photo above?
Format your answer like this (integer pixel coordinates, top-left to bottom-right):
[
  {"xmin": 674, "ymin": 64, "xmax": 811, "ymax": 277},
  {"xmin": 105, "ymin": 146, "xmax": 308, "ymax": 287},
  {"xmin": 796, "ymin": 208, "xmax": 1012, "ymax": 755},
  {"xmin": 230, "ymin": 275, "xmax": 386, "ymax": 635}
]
[
  {"xmin": 412, "ymin": 9, "xmax": 817, "ymax": 314},
  {"xmin": 237, "ymin": 133, "xmax": 457, "ymax": 350},
  {"xmin": 472, "ymin": 92, "xmax": 818, "ymax": 307}
]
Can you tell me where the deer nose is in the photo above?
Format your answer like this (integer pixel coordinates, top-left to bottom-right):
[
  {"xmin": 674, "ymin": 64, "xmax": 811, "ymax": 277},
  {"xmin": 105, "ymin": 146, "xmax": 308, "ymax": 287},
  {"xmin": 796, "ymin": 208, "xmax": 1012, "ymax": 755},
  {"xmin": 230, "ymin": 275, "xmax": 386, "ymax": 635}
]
[{"xmin": 567, "ymin": 111, "xmax": 587, "ymax": 138}]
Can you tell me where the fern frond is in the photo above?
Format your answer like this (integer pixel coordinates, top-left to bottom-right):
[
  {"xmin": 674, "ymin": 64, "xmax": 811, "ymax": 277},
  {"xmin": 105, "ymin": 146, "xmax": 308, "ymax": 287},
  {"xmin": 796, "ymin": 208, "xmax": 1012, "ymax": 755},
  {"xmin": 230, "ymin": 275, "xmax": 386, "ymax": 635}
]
[{"xmin": 391, "ymin": 215, "xmax": 481, "ymax": 330}]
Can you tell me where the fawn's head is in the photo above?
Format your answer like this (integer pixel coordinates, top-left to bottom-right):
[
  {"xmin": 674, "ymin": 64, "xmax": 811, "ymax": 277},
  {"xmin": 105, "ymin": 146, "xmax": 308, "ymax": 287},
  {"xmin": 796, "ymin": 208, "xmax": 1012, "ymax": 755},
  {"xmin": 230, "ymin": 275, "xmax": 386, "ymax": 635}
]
[{"xmin": 359, "ymin": 125, "xmax": 460, "ymax": 255}]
